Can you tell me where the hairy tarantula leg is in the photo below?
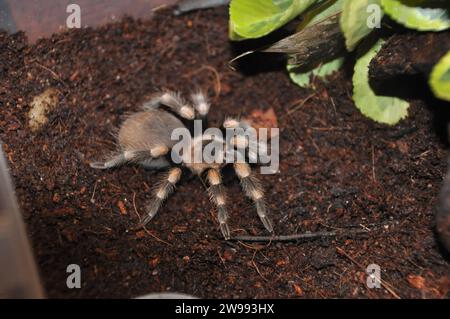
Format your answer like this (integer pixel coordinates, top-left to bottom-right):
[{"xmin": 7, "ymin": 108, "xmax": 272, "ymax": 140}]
[
  {"xmin": 206, "ymin": 169, "xmax": 231, "ymax": 240},
  {"xmin": 90, "ymin": 153, "xmax": 128, "ymax": 170},
  {"xmin": 233, "ymin": 163, "xmax": 273, "ymax": 233},
  {"xmin": 191, "ymin": 90, "xmax": 210, "ymax": 117},
  {"xmin": 139, "ymin": 157, "xmax": 171, "ymax": 170},
  {"xmin": 142, "ymin": 91, "xmax": 195, "ymax": 120},
  {"xmin": 225, "ymin": 117, "xmax": 269, "ymax": 163},
  {"xmin": 223, "ymin": 117, "xmax": 251, "ymax": 130},
  {"xmin": 141, "ymin": 167, "xmax": 182, "ymax": 226},
  {"xmin": 90, "ymin": 146, "xmax": 169, "ymax": 170}
]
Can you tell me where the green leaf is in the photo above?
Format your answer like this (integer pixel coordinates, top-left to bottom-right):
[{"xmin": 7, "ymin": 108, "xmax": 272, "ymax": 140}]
[
  {"xmin": 229, "ymin": 0, "xmax": 320, "ymax": 39},
  {"xmin": 353, "ymin": 39, "xmax": 410, "ymax": 125},
  {"xmin": 340, "ymin": 0, "xmax": 382, "ymax": 51},
  {"xmin": 430, "ymin": 51, "xmax": 450, "ymax": 101},
  {"xmin": 297, "ymin": 0, "xmax": 344, "ymax": 31},
  {"xmin": 381, "ymin": 0, "xmax": 450, "ymax": 31},
  {"xmin": 288, "ymin": 57, "xmax": 344, "ymax": 87},
  {"xmin": 229, "ymin": 20, "xmax": 246, "ymax": 41}
]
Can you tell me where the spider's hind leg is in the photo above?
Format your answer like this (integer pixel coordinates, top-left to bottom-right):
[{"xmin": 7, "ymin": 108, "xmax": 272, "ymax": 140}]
[
  {"xmin": 139, "ymin": 157, "xmax": 171, "ymax": 170},
  {"xmin": 90, "ymin": 153, "xmax": 128, "ymax": 170},
  {"xmin": 90, "ymin": 146, "xmax": 169, "ymax": 170},
  {"xmin": 141, "ymin": 167, "xmax": 182, "ymax": 226},
  {"xmin": 142, "ymin": 90, "xmax": 194, "ymax": 120}
]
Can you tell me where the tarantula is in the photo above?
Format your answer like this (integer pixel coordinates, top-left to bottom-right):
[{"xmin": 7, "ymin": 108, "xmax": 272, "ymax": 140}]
[{"xmin": 90, "ymin": 90, "xmax": 273, "ymax": 239}]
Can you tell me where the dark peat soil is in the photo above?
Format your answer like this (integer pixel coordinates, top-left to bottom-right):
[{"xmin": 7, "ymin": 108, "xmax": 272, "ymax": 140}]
[{"xmin": 0, "ymin": 7, "xmax": 449, "ymax": 298}]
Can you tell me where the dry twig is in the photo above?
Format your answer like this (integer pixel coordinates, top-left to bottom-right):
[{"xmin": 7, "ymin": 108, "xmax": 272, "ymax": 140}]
[{"xmin": 232, "ymin": 228, "xmax": 369, "ymax": 242}]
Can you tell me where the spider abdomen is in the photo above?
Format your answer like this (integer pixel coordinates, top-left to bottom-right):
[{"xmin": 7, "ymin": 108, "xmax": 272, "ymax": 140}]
[{"xmin": 118, "ymin": 109, "xmax": 186, "ymax": 152}]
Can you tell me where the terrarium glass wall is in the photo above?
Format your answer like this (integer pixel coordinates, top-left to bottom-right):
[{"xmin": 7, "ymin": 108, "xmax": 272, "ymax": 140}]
[{"xmin": 0, "ymin": 0, "xmax": 174, "ymax": 42}]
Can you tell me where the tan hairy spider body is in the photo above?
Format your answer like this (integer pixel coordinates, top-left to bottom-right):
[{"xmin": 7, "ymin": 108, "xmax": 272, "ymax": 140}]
[{"xmin": 90, "ymin": 90, "xmax": 273, "ymax": 239}]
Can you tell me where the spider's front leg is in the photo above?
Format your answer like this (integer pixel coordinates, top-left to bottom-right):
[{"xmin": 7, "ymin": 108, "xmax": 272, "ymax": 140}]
[
  {"xmin": 141, "ymin": 167, "xmax": 183, "ymax": 225},
  {"xmin": 90, "ymin": 146, "xmax": 169, "ymax": 170},
  {"xmin": 224, "ymin": 117, "xmax": 269, "ymax": 164},
  {"xmin": 206, "ymin": 168, "xmax": 231, "ymax": 240},
  {"xmin": 233, "ymin": 163, "xmax": 273, "ymax": 233}
]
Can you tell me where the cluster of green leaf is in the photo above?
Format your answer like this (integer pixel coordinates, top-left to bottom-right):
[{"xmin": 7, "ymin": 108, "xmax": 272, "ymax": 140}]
[{"xmin": 229, "ymin": 0, "xmax": 450, "ymax": 125}]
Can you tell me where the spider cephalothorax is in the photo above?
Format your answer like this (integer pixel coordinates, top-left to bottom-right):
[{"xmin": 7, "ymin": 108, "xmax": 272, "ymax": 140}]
[{"xmin": 90, "ymin": 90, "xmax": 273, "ymax": 239}]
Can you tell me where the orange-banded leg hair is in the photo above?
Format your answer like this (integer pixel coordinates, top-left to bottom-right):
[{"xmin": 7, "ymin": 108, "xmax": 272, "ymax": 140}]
[
  {"xmin": 142, "ymin": 90, "xmax": 195, "ymax": 120},
  {"xmin": 90, "ymin": 145, "xmax": 169, "ymax": 170},
  {"xmin": 223, "ymin": 117, "xmax": 251, "ymax": 130},
  {"xmin": 206, "ymin": 168, "xmax": 231, "ymax": 240},
  {"xmin": 233, "ymin": 162, "xmax": 273, "ymax": 233},
  {"xmin": 224, "ymin": 117, "xmax": 268, "ymax": 164},
  {"xmin": 141, "ymin": 167, "xmax": 182, "ymax": 225}
]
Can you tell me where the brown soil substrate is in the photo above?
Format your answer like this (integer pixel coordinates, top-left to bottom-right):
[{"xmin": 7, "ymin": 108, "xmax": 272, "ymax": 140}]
[
  {"xmin": 369, "ymin": 32, "xmax": 450, "ymax": 80},
  {"xmin": 0, "ymin": 7, "xmax": 449, "ymax": 298}
]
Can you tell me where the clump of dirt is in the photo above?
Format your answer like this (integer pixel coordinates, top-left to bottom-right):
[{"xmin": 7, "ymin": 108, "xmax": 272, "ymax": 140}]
[
  {"xmin": 0, "ymin": 7, "xmax": 449, "ymax": 298},
  {"xmin": 370, "ymin": 32, "xmax": 450, "ymax": 80}
]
